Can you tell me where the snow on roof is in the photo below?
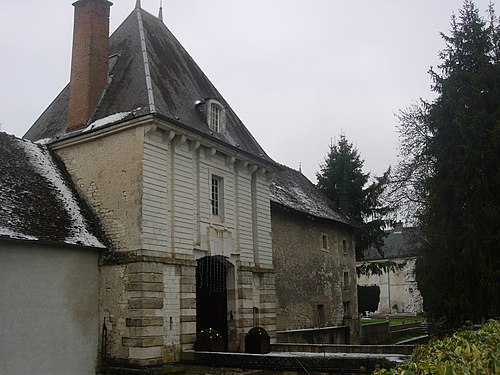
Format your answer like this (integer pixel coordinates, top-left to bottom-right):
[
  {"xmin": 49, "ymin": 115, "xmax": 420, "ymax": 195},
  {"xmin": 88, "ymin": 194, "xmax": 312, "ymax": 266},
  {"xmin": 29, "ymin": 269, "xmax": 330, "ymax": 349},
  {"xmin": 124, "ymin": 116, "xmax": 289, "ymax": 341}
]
[
  {"xmin": 83, "ymin": 111, "xmax": 132, "ymax": 133},
  {"xmin": 0, "ymin": 132, "xmax": 106, "ymax": 248},
  {"xmin": 270, "ymin": 167, "xmax": 352, "ymax": 225}
]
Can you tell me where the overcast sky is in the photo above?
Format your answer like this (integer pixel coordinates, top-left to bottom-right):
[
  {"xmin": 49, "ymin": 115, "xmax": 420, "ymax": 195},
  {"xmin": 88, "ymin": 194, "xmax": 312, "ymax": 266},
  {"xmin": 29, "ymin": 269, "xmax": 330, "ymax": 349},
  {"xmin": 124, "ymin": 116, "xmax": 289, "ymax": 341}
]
[{"xmin": 1, "ymin": 1, "xmax": 496, "ymax": 182}]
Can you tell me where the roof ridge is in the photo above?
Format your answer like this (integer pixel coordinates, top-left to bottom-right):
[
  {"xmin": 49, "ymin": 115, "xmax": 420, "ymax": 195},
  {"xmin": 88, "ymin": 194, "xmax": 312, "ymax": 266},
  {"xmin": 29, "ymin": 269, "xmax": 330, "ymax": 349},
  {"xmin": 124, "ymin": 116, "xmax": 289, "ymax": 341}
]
[{"xmin": 136, "ymin": 8, "xmax": 156, "ymax": 113}]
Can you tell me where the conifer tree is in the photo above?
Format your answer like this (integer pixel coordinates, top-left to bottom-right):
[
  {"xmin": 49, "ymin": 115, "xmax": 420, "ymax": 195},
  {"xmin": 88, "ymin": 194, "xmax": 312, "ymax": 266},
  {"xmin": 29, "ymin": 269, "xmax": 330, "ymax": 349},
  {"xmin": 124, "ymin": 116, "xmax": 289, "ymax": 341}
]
[
  {"xmin": 394, "ymin": 1, "xmax": 499, "ymax": 330},
  {"xmin": 317, "ymin": 134, "xmax": 390, "ymax": 260}
]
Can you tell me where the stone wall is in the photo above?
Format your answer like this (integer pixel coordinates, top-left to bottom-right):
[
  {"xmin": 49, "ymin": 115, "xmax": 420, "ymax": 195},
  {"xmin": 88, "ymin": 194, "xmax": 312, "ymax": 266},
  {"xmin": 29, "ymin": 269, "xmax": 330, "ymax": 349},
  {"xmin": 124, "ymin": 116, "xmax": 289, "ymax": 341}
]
[
  {"xmin": 357, "ymin": 258, "xmax": 423, "ymax": 315},
  {"xmin": 271, "ymin": 206, "xmax": 358, "ymax": 336}
]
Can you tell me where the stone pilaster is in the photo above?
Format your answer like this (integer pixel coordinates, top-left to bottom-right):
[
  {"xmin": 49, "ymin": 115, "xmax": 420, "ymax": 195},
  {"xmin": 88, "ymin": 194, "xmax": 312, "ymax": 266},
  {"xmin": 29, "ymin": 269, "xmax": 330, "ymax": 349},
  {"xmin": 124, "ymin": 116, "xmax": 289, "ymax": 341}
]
[{"xmin": 123, "ymin": 262, "xmax": 165, "ymax": 366}]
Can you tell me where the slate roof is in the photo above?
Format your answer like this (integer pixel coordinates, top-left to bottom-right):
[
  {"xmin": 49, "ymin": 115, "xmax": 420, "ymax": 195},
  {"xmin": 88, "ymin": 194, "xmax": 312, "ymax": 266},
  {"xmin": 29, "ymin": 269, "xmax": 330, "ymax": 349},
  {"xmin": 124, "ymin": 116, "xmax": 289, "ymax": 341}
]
[
  {"xmin": 0, "ymin": 132, "xmax": 106, "ymax": 248},
  {"xmin": 24, "ymin": 7, "xmax": 271, "ymax": 163},
  {"xmin": 362, "ymin": 227, "xmax": 421, "ymax": 261},
  {"xmin": 270, "ymin": 167, "xmax": 353, "ymax": 226}
]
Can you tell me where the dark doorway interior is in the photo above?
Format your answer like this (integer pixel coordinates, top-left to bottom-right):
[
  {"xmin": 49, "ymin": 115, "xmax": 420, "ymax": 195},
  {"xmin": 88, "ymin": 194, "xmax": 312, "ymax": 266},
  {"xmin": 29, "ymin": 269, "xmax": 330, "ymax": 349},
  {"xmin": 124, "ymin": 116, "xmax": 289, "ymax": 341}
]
[{"xmin": 196, "ymin": 256, "xmax": 229, "ymax": 350}]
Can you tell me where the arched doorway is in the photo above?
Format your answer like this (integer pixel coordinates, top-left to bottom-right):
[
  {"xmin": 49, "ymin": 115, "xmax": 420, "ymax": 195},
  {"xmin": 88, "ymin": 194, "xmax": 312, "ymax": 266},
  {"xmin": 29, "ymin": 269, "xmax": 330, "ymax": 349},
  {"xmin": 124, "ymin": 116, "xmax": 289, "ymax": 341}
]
[{"xmin": 196, "ymin": 256, "xmax": 232, "ymax": 351}]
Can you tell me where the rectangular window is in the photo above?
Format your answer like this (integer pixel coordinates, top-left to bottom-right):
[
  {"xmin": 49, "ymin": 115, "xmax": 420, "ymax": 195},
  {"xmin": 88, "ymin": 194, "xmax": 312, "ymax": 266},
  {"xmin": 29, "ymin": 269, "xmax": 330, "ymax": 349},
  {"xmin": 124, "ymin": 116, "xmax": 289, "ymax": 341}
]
[
  {"xmin": 343, "ymin": 301, "xmax": 350, "ymax": 316},
  {"xmin": 210, "ymin": 104, "xmax": 220, "ymax": 132},
  {"xmin": 211, "ymin": 175, "xmax": 222, "ymax": 216},
  {"xmin": 321, "ymin": 234, "xmax": 328, "ymax": 250},
  {"xmin": 342, "ymin": 239, "xmax": 347, "ymax": 254},
  {"xmin": 343, "ymin": 271, "xmax": 349, "ymax": 287},
  {"xmin": 317, "ymin": 304, "xmax": 325, "ymax": 326}
]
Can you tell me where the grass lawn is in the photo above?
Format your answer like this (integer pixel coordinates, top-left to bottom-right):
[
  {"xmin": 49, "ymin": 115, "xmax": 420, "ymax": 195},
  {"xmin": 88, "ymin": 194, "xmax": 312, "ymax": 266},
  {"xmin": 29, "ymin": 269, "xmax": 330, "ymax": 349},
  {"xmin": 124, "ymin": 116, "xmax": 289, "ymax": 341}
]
[{"xmin": 361, "ymin": 316, "xmax": 424, "ymax": 325}]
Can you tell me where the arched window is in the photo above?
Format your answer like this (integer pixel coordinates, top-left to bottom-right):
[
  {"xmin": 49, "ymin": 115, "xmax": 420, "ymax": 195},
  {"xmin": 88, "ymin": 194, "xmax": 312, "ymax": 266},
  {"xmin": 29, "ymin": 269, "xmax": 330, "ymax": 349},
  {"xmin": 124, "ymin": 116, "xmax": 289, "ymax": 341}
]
[{"xmin": 207, "ymin": 99, "xmax": 226, "ymax": 133}]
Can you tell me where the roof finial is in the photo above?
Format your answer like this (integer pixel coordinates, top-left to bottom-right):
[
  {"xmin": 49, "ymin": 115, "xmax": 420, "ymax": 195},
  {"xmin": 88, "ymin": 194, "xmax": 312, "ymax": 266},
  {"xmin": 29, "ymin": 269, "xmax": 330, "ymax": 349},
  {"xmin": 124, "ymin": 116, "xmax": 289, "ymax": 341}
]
[
  {"xmin": 299, "ymin": 162, "xmax": 302, "ymax": 173},
  {"xmin": 158, "ymin": 0, "xmax": 164, "ymax": 21},
  {"xmin": 135, "ymin": 0, "xmax": 141, "ymax": 9}
]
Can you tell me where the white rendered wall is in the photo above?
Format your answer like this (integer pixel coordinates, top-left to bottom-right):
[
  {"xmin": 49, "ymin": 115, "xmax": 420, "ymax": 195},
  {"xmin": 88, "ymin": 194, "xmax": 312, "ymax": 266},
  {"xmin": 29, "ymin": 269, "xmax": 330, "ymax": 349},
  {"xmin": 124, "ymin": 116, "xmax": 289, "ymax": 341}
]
[{"xmin": 0, "ymin": 241, "xmax": 99, "ymax": 375}]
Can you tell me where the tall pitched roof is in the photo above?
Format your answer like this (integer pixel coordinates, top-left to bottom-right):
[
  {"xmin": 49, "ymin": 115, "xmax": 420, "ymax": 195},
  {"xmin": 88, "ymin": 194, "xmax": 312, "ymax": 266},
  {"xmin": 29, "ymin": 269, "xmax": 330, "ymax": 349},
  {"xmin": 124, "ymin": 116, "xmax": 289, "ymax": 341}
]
[
  {"xmin": 270, "ymin": 166, "xmax": 353, "ymax": 226},
  {"xmin": 362, "ymin": 227, "xmax": 421, "ymax": 260},
  {"xmin": 0, "ymin": 132, "xmax": 106, "ymax": 248},
  {"xmin": 24, "ymin": 7, "xmax": 271, "ymax": 162}
]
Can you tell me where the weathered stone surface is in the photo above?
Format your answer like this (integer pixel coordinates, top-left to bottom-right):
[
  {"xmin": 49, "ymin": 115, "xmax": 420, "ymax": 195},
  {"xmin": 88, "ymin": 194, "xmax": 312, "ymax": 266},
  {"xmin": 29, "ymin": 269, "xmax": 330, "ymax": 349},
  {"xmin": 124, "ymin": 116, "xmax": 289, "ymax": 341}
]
[
  {"xmin": 126, "ymin": 317, "xmax": 164, "ymax": 327},
  {"xmin": 122, "ymin": 336, "xmax": 163, "ymax": 347},
  {"xmin": 127, "ymin": 282, "xmax": 164, "ymax": 292},
  {"xmin": 129, "ymin": 298, "xmax": 163, "ymax": 310},
  {"xmin": 129, "ymin": 273, "xmax": 164, "ymax": 283}
]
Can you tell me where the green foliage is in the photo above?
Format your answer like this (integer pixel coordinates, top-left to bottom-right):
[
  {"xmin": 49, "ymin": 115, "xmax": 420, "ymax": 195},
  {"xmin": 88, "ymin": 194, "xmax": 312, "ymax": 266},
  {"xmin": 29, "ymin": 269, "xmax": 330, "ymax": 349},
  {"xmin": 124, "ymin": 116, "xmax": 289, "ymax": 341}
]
[
  {"xmin": 197, "ymin": 328, "xmax": 223, "ymax": 342},
  {"xmin": 392, "ymin": 1, "xmax": 500, "ymax": 330},
  {"xmin": 246, "ymin": 326, "xmax": 269, "ymax": 337},
  {"xmin": 316, "ymin": 134, "xmax": 392, "ymax": 260},
  {"xmin": 372, "ymin": 319, "xmax": 500, "ymax": 375},
  {"xmin": 358, "ymin": 285, "xmax": 381, "ymax": 314},
  {"xmin": 356, "ymin": 260, "xmax": 406, "ymax": 277}
]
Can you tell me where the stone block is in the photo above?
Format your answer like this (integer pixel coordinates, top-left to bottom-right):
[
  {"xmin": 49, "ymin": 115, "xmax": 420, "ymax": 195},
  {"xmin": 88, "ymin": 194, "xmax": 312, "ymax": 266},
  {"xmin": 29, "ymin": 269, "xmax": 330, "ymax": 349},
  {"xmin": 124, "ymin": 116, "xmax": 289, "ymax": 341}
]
[
  {"xmin": 128, "ymin": 346, "xmax": 162, "ymax": 360},
  {"xmin": 180, "ymin": 284, "xmax": 196, "ymax": 293},
  {"xmin": 180, "ymin": 298, "xmax": 196, "ymax": 309},
  {"xmin": 126, "ymin": 316, "xmax": 164, "ymax": 327},
  {"xmin": 180, "ymin": 265, "xmax": 196, "ymax": 276},
  {"xmin": 129, "ymin": 297, "xmax": 163, "ymax": 309},
  {"xmin": 126, "ymin": 282, "xmax": 164, "ymax": 292},
  {"xmin": 128, "ymin": 272, "xmax": 163, "ymax": 283},
  {"xmin": 122, "ymin": 335, "xmax": 163, "ymax": 347},
  {"xmin": 179, "ymin": 275, "xmax": 195, "ymax": 285},
  {"xmin": 179, "ymin": 333, "xmax": 196, "ymax": 344},
  {"xmin": 180, "ymin": 315, "xmax": 196, "ymax": 323},
  {"xmin": 128, "ymin": 326, "xmax": 164, "ymax": 337},
  {"xmin": 128, "ymin": 262, "xmax": 163, "ymax": 273},
  {"xmin": 128, "ymin": 309, "xmax": 163, "ymax": 318}
]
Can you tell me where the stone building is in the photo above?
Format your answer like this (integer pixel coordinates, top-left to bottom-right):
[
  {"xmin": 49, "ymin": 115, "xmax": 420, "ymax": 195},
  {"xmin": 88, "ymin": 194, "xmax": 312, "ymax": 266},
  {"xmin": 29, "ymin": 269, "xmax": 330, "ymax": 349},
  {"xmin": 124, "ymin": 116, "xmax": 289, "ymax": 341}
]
[
  {"xmin": 24, "ymin": 0, "xmax": 278, "ymax": 369},
  {"xmin": 0, "ymin": 132, "xmax": 105, "ymax": 375},
  {"xmin": 270, "ymin": 167, "xmax": 358, "ymax": 336},
  {"xmin": 357, "ymin": 227, "xmax": 423, "ymax": 315}
]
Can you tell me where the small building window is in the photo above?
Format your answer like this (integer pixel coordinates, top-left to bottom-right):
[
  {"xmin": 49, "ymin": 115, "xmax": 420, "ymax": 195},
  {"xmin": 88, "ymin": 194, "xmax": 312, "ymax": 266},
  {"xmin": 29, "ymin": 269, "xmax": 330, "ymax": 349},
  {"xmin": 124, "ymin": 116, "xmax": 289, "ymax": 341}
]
[
  {"xmin": 253, "ymin": 307, "xmax": 260, "ymax": 326},
  {"xmin": 343, "ymin": 301, "xmax": 351, "ymax": 317},
  {"xmin": 211, "ymin": 175, "xmax": 223, "ymax": 216},
  {"xmin": 196, "ymin": 98, "xmax": 226, "ymax": 133},
  {"xmin": 321, "ymin": 234, "xmax": 328, "ymax": 250},
  {"xmin": 343, "ymin": 271, "xmax": 349, "ymax": 287},
  {"xmin": 209, "ymin": 103, "xmax": 221, "ymax": 132},
  {"xmin": 317, "ymin": 304, "xmax": 325, "ymax": 326},
  {"xmin": 342, "ymin": 239, "xmax": 347, "ymax": 254}
]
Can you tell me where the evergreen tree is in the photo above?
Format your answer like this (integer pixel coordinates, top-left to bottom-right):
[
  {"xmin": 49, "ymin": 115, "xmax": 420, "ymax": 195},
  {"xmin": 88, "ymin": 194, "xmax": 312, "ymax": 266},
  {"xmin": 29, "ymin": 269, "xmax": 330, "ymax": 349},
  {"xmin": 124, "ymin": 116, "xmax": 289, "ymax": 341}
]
[
  {"xmin": 394, "ymin": 1, "xmax": 499, "ymax": 330},
  {"xmin": 317, "ymin": 134, "xmax": 390, "ymax": 260}
]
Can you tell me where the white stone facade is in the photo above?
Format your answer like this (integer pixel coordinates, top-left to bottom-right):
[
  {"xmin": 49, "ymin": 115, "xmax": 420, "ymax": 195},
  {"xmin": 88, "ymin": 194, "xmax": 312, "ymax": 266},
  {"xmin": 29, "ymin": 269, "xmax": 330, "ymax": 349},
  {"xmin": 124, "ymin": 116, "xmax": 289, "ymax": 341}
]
[
  {"xmin": 52, "ymin": 116, "xmax": 276, "ymax": 365},
  {"xmin": 357, "ymin": 257, "xmax": 423, "ymax": 315}
]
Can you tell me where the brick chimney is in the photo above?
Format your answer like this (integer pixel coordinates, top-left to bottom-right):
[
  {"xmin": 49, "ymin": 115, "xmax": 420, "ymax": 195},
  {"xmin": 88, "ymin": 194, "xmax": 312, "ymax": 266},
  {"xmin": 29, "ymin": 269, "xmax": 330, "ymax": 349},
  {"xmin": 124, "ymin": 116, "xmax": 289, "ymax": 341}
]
[{"xmin": 67, "ymin": 0, "xmax": 113, "ymax": 132}]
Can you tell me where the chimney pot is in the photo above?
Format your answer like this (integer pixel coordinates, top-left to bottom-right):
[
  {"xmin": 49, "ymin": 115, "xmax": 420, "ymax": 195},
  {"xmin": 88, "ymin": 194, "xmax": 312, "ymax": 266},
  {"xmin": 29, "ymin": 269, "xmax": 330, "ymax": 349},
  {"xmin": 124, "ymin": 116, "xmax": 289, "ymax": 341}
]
[{"xmin": 67, "ymin": 0, "xmax": 113, "ymax": 132}]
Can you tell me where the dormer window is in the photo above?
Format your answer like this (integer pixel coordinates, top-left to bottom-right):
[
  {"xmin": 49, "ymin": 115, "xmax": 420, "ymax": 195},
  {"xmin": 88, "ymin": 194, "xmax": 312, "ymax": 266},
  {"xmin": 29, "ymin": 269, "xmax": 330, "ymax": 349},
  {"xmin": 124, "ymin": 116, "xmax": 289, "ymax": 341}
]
[
  {"xmin": 206, "ymin": 99, "xmax": 226, "ymax": 134},
  {"xmin": 210, "ymin": 103, "xmax": 221, "ymax": 132},
  {"xmin": 194, "ymin": 98, "xmax": 226, "ymax": 133}
]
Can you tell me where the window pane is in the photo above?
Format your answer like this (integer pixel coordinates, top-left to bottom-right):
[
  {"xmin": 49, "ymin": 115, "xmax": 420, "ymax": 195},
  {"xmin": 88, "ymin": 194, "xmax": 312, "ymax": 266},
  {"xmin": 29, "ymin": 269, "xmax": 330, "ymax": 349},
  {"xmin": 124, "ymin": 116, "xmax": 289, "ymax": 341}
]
[
  {"xmin": 211, "ymin": 176, "xmax": 220, "ymax": 216},
  {"xmin": 210, "ymin": 104, "xmax": 220, "ymax": 132}
]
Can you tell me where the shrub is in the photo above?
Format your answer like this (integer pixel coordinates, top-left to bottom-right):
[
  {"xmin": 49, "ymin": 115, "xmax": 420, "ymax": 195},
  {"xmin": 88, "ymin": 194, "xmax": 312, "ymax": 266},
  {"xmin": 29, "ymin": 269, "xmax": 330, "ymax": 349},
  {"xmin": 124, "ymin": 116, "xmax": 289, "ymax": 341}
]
[
  {"xmin": 195, "ymin": 328, "xmax": 224, "ymax": 352},
  {"xmin": 245, "ymin": 326, "xmax": 271, "ymax": 354},
  {"xmin": 247, "ymin": 326, "xmax": 269, "ymax": 337},
  {"xmin": 358, "ymin": 285, "xmax": 380, "ymax": 315},
  {"xmin": 373, "ymin": 319, "xmax": 500, "ymax": 374},
  {"xmin": 197, "ymin": 328, "xmax": 223, "ymax": 342}
]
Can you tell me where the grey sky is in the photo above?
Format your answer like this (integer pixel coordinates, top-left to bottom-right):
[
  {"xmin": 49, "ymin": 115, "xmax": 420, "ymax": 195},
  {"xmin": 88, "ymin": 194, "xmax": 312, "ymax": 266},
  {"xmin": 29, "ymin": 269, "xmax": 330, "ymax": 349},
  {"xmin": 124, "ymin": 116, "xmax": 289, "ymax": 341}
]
[{"xmin": 1, "ymin": 1, "xmax": 496, "ymax": 182}]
